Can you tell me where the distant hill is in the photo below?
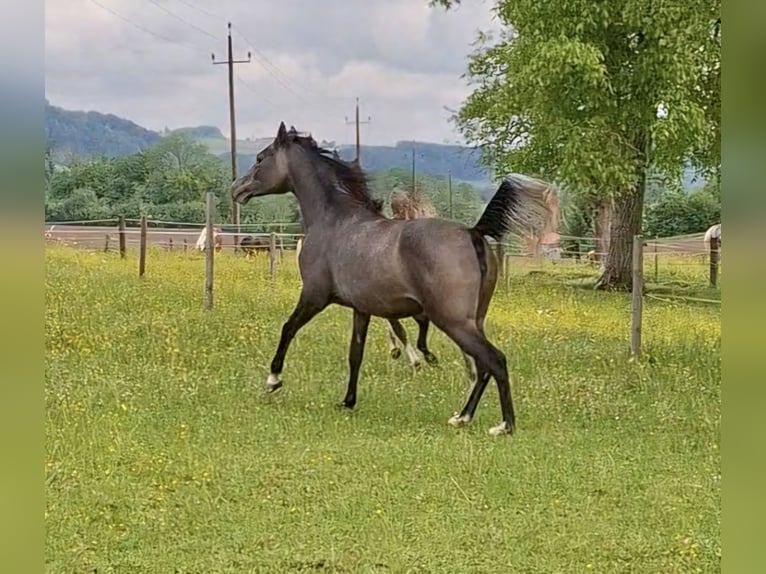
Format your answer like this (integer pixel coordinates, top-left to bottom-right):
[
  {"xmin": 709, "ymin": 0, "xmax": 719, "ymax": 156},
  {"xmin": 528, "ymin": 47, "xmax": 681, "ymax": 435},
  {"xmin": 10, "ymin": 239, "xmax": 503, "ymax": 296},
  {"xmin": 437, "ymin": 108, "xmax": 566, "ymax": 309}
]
[
  {"xmin": 44, "ymin": 101, "xmax": 494, "ymax": 185},
  {"xmin": 219, "ymin": 141, "xmax": 493, "ymax": 191},
  {"xmin": 45, "ymin": 100, "xmax": 161, "ymax": 158},
  {"xmin": 44, "ymin": 101, "xmax": 704, "ymax": 191}
]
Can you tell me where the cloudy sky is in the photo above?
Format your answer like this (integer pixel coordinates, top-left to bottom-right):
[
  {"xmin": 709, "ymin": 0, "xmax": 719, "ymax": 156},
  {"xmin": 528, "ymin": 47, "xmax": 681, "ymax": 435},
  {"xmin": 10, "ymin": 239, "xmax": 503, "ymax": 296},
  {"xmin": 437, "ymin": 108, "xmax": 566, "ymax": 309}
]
[{"xmin": 45, "ymin": 0, "xmax": 501, "ymax": 146}]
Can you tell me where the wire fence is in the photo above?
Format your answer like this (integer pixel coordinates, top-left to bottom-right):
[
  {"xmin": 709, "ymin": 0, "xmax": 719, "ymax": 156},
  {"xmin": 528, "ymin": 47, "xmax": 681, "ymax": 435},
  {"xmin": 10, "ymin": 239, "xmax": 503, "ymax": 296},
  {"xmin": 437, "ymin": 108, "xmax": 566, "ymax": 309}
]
[{"xmin": 44, "ymin": 218, "xmax": 721, "ymax": 291}]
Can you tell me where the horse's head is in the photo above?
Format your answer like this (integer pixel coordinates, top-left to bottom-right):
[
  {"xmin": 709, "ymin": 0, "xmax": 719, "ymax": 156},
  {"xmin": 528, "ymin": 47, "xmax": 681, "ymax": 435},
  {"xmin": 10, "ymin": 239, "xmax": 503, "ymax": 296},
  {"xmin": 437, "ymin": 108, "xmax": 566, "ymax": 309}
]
[{"xmin": 232, "ymin": 122, "xmax": 297, "ymax": 204}]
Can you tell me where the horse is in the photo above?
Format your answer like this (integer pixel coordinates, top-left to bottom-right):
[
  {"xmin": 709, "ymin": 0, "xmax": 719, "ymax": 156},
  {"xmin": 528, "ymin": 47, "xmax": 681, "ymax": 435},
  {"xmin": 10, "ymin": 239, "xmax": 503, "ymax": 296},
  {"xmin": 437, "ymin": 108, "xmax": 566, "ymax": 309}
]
[
  {"xmin": 703, "ymin": 223, "xmax": 721, "ymax": 250},
  {"xmin": 231, "ymin": 123, "xmax": 551, "ymax": 436},
  {"xmin": 295, "ymin": 190, "xmax": 439, "ymax": 368},
  {"xmin": 194, "ymin": 226, "xmax": 223, "ymax": 253},
  {"xmin": 240, "ymin": 235, "xmax": 271, "ymax": 257}
]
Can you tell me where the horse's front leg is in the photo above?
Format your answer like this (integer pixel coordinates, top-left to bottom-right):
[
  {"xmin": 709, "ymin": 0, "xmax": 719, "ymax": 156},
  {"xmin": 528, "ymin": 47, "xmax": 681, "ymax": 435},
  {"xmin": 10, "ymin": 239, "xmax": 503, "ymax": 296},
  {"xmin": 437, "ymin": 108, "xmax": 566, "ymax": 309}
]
[
  {"xmin": 340, "ymin": 309, "xmax": 371, "ymax": 409},
  {"xmin": 267, "ymin": 291, "xmax": 327, "ymax": 391}
]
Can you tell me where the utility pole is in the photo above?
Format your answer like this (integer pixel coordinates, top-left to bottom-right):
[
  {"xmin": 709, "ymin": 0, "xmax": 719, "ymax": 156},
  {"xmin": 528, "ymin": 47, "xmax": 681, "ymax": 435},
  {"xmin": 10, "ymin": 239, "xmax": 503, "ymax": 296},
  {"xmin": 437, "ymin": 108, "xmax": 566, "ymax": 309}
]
[
  {"xmin": 448, "ymin": 170, "xmax": 453, "ymax": 219},
  {"xmin": 213, "ymin": 22, "xmax": 250, "ymax": 251},
  {"xmin": 411, "ymin": 145, "xmax": 416, "ymax": 194},
  {"xmin": 344, "ymin": 97, "xmax": 371, "ymax": 164}
]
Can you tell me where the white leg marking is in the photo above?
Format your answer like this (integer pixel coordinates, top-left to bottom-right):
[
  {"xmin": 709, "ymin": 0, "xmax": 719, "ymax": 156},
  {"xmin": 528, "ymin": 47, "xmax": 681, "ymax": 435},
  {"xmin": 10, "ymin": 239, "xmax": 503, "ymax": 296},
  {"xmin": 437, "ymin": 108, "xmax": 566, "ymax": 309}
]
[
  {"xmin": 266, "ymin": 372, "xmax": 282, "ymax": 389},
  {"xmin": 488, "ymin": 421, "xmax": 512, "ymax": 437},
  {"xmin": 405, "ymin": 343, "xmax": 421, "ymax": 367},
  {"xmin": 448, "ymin": 413, "xmax": 472, "ymax": 427}
]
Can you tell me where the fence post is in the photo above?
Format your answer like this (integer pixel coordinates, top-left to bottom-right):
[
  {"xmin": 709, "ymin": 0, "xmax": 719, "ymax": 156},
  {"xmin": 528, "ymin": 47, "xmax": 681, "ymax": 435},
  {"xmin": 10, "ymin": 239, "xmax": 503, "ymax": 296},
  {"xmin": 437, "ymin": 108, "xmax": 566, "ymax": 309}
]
[
  {"xmin": 168, "ymin": 237, "xmax": 174, "ymax": 251},
  {"xmin": 138, "ymin": 215, "xmax": 147, "ymax": 277},
  {"xmin": 183, "ymin": 238, "xmax": 188, "ymax": 252},
  {"xmin": 653, "ymin": 237, "xmax": 659, "ymax": 283},
  {"xmin": 104, "ymin": 234, "xmax": 110, "ymax": 253},
  {"xmin": 269, "ymin": 232, "xmax": 277, "ymax": 282},
  {"xmin": 709, "ymin": 236, "xmax": 720, "ymax": 287},
  {"xmin": 205, "ymin": 192, "xmax": 215, "ymax": 310},
  {"xmin": 118, "ymin": 216, "xmax": 126, "ymax": 259},
  {"xmin": 631, "ymin": 235, "xmax": 644, "ymax": 360}
]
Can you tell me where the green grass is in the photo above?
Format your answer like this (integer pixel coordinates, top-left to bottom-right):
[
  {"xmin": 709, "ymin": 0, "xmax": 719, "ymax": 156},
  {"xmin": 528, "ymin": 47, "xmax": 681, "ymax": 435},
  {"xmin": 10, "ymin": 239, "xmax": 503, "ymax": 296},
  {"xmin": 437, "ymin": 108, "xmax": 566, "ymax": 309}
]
[{"xmin": 46, "ymin": 247, "xmax": 720, "ymax": 573}]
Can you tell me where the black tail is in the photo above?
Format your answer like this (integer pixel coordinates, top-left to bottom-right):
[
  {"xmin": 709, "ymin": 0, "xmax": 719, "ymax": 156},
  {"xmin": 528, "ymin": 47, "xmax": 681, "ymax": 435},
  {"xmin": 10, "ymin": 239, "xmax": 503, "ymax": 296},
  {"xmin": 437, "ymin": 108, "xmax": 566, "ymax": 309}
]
[{"xmin": 472, "ymin": 174, "xmax": 553, "ymax": 241}]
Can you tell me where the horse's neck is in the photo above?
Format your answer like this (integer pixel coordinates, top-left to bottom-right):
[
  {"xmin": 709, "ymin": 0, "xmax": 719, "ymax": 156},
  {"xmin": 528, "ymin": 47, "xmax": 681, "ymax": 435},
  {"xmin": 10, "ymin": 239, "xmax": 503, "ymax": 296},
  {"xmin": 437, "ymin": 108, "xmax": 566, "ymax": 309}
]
[
  {"xmin": 287, "ymin": 161, "xmax": 331, "ymax": 231},
  {"xmin": 288, "ymin": 156, "xmax": 375, "ymax": 232}
]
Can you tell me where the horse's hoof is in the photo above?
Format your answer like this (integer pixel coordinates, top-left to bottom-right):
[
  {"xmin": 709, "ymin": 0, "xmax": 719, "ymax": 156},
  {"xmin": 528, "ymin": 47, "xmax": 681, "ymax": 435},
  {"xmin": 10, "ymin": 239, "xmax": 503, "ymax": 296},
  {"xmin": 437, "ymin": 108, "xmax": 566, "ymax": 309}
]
[
  {"xmin": 266, "ymin": 373, "xmax": 282, "ymax": 392},
  {"xmin": 424, "ymin": 353, "xmax": 438, "ymax": 365},
  {"xmin": 266, "ymin": 381, "xmax": 283, "ymax": 393},
  {"xmin": 390, "ymin": 348, "xmax": 402, "ymax": 360},
  {"xmin": 448, "ymin": 413, "xmax": 471, "ymax": 427},
  {"xmin": 488, "ymin": 421, "xmax": 514, "ymax": 437},
  {"xmin": 337, "ymin": 400, "xmax": 355, "ymax": 410}
]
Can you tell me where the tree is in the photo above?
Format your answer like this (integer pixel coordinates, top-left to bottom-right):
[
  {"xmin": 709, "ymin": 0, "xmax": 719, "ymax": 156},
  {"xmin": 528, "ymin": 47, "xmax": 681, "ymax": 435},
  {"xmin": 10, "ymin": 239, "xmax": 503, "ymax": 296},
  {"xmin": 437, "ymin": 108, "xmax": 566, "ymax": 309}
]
[
  {"xmin": 643, "ymin": 187, "xmax": 720, "ymax": 238},
  {"xmin": 46, "ymin": 188, "xmax": 110, "ymax": 222},
  {"xmin": 430, "ymin": 0, "xmax": 720, "ymax": 289}
]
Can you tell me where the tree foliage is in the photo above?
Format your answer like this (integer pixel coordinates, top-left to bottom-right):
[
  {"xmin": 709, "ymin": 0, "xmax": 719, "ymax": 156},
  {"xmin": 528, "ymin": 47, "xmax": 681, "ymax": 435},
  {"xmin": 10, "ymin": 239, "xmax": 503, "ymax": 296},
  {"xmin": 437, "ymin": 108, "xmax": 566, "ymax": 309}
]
[
  {"xmin": 644, "ymin": 186, "xmax": 720, "ymax": 238},
  {"xmin": 45, "ymin": 134, "xmax": 489, "ymax": 229},
  {"xmin": 431, "ymin": 0, "xmax": 720, "ymax": 288},
  {"xmin": 45, "ymin": 134, "xmax": 233, "ymax": 223}
]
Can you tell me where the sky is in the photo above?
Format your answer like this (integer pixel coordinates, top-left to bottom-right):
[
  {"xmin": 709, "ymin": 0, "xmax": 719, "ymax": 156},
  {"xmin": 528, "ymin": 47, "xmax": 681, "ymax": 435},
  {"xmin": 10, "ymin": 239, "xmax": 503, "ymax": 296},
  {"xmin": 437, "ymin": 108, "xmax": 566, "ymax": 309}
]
[{"xmin": 45, "ymin": 0, "xmax": 502, "ymax": 146}]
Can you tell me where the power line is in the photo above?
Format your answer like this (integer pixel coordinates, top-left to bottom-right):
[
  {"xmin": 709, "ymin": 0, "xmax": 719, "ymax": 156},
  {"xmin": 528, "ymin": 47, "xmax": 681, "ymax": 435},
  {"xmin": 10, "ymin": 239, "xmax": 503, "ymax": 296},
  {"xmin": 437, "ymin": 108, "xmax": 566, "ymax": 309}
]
[
  {"xmin": 89, "ymin": 0, "xmax": 184, "ymax": 45},
  {"xmin": 172, "ymin": 0, "xmax": 221, "ymax": 22},
  {"xmin": 161, "ymin": 0, "xmax": 313, "ymax": 102},
  {"xmin": 230, "ymin": 26, "xmax": 309, "ymax": 104},
  {"xmin": 146, "ymin": 0, "xmax": 217, "ymax": 40},
  {"xmin": 142, "ymin": 2, "xmax": 278, "ymax": 111},
  {"xmin": 236, "ymin": 76, "xmax": 278, "ymax": 109}
]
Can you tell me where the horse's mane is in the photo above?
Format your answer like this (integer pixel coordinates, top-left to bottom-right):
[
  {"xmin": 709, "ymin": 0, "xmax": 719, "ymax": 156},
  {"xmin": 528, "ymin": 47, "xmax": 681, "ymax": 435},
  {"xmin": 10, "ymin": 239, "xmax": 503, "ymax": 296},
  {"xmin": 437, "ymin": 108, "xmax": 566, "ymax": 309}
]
[{"xmin": 290, "ymin": 131, "xmax": 382, "ymax": 215}]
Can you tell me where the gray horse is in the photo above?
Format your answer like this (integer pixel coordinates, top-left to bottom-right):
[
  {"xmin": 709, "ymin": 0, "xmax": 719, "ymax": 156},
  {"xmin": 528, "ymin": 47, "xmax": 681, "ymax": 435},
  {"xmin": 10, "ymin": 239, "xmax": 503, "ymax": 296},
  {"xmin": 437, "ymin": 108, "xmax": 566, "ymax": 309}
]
[{"xmin": 231, "ymin": 123, "xmax": 551, "ymax": 436}]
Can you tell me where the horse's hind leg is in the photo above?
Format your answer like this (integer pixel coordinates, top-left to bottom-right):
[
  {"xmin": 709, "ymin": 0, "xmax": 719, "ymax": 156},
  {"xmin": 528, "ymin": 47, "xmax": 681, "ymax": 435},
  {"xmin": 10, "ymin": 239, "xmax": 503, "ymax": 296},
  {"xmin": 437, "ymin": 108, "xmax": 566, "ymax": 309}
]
[
  {"xmin": 388, "ymin": 319, "xmax": 421, "ymax": 367},
  {"xmin": 267, "ymin": 291, "xmax": 327, "ymax": 391},
  {"xmin": 386, "ymin": 321, "xmax": 403, "ymax": 359},
  {"xmin": 414, "ymin": 316, "xmax": 438, "ymax": 365},
  {"xmin": 340, "ymin": 310, "xmax": 371, "ymax": 409},
  {"xmin": 437, "ymin": 320, "xmax": 515, "ymax": 436}
]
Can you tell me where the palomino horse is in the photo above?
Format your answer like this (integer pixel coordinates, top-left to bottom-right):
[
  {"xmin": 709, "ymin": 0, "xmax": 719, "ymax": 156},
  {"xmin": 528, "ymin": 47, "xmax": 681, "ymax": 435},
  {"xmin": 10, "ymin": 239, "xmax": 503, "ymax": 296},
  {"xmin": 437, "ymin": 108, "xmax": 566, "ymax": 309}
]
[
  {"xmin": 703, "ymin": 223, "xmax": 721, "ymax": 250},
  {"xmin": 231, "ymin": 123, "xmax": 550, "ymax": 436},
  {"xmin": 195, "ymin": 226, "xmax": 223, "ymax": 252}
]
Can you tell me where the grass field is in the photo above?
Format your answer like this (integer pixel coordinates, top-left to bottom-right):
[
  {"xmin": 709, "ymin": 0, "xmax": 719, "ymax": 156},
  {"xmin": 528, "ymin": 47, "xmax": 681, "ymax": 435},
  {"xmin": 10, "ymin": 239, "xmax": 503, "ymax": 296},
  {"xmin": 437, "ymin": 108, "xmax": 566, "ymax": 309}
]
[{"xmin": 45, "ymin": 246, "xmax": 720, "ymax": 573}]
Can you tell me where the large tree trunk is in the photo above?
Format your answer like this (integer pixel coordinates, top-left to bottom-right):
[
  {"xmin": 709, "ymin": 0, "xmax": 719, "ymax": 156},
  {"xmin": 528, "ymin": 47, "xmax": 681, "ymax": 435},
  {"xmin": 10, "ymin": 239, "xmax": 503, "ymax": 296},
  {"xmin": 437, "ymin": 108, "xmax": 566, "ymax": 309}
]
[
  {"xmin": 593, "ymin": 198, "xmax": 613, "ymax": 262},
  {"xmin": 594, "ymin": 184, "xmax": 645, "ymax": 290}
]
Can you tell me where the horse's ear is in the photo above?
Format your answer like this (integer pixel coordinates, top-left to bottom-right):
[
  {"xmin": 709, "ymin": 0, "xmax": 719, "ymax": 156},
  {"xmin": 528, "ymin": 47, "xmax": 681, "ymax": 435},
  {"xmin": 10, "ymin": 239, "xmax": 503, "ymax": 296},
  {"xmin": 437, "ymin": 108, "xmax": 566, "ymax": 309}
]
[
  {"xmin": 288, "ymin": 125, "xmax": 298, "ymax": 134},
  {"xmin": 276, "ymin": 121, "xmax": 288, "ymax": 146}
]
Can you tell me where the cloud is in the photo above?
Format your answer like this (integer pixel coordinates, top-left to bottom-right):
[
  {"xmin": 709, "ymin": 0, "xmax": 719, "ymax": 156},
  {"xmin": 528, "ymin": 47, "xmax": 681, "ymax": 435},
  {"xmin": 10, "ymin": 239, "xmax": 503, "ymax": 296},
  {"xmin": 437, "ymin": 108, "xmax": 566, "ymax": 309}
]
[{"xmin": 45, "ymin": 0, "xmax": 501, "ymax": 145}]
